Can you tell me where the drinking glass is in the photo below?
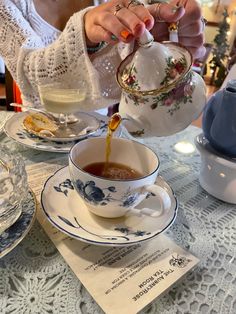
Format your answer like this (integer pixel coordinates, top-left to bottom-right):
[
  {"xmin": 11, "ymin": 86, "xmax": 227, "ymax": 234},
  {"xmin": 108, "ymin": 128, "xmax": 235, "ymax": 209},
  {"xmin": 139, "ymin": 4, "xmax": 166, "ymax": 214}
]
[
  {"xmin": 38, "ymin": 82, "xmax": 87, "ymax": 135},
  {"xmin": 0, "ymin": 146, "xmax": 28, "ymax": 234}
]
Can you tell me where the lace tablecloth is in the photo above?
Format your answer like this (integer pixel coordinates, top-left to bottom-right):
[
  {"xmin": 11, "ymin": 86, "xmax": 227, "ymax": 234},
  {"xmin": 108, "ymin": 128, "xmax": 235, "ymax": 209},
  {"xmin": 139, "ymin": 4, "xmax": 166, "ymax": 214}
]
[{"xmin": 0, "ymin": 112, "xmax": 235, "ymax": 314}]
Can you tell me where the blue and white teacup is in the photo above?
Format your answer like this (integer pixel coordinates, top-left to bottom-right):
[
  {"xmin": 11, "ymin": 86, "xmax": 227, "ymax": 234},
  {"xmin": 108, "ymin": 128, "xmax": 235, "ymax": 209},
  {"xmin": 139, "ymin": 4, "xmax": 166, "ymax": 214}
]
[{"xmin": 69, "ymin": 137, "xmax": 171, "ymax": 218}]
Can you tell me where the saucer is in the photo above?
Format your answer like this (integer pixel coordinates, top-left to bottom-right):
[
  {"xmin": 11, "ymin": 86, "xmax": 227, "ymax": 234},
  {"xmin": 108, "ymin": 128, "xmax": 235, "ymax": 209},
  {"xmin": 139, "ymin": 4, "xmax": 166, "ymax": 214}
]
[
  {"xmin": 0, "ymin": 189, "xmax": 37, "ymax": 258},
  {"xmin": 22, "ymin": 112, "xmax": 101, "ymax": 142},
  {"xmin": 41, "ymin": 167, "xmax": 178, "ymax": 246},
  {"xmin": 4, "ymin": 112, "xmax": 122, "ymax": 153}
]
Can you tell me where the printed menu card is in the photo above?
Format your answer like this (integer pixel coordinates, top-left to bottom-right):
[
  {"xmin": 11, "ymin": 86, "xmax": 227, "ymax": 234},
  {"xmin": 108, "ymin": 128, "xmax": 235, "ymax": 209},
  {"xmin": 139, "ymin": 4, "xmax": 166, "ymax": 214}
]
[{"xmin": 27, "ymin": 158, "xmax": 199, "ymax": 314}]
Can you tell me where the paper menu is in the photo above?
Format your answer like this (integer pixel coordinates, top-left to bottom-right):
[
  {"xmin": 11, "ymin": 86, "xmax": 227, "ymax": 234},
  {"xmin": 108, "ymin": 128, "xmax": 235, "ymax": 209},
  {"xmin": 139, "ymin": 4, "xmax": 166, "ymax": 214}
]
[{"xmin": 27, "ymin": 159, "xmax": 199, "ymax": 314}]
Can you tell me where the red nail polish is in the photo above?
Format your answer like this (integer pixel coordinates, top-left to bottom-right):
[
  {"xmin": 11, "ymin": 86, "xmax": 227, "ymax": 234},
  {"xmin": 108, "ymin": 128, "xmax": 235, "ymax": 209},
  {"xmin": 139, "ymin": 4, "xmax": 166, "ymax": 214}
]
[
  {"xmin": 126, "ymin": 34, "xmax": 134, "ymax": 41},
  {"xmin": 120, "ymin": 30, "xmax": 131, "ymax": 40},
  {"xmin": 134, "ymin": 24, "xmax": 143, "ymax": 34},
  {"xmin": 144, "ymin": 18, "xmax": 151, "ymax": 28}
]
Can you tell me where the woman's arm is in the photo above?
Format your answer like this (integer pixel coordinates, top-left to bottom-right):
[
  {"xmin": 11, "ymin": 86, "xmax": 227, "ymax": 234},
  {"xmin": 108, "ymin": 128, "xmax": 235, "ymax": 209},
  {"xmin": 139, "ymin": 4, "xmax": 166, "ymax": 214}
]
[{"xmin": 0, "ymin": 0, "xmax": 123, "ymax": 109}]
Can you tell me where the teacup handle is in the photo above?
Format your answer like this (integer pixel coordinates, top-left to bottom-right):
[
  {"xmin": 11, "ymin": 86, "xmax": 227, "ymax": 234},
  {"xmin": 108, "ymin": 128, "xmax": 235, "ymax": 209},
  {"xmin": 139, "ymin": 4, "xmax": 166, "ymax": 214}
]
[{"xmin": 130, "ymin": 184, "xmax": 171, "ymax": 218}]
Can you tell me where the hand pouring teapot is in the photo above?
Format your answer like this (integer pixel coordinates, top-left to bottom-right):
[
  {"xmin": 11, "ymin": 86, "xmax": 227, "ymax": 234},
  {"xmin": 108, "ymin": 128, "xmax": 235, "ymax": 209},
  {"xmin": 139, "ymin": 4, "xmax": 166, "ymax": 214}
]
[{"xmin": 116, "ymin": 29, "xmax": 207, "ymax": 137}]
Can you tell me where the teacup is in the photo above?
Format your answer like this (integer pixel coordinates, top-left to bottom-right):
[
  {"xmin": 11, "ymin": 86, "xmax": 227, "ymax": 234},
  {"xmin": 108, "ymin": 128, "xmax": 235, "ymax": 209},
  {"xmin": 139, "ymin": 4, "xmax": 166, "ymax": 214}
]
[
  {"xmin": 69, "ymin": 137, "xmax": 171, "ymax": 218},
  {"xmin": 0, "ymin": 146, "xmax": 28, "ymax": 234}
]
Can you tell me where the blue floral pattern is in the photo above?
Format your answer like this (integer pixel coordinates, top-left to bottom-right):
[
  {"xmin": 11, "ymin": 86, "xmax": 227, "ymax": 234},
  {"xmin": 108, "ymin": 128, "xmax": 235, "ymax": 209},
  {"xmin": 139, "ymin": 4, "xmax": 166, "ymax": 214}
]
[
  {"xmin": 74, "ymin": 179, "xmax": 139, "ymax": 208},
  {"xmin": 74, "ymin": 179, "xmax": 117, "ymax": 206},
  {"xmin": 52, "ymin": 177, "xmax": 152, "ymax": 242},
  {"xmin": 57, "ymin": 215, "xmax": 150, "ymax": 242},
  {"xmin": 0, "ymin": 190, "xmax": 36, "ymax": 257},
  {"xmin": 114, "ymin": 227, "xmax": 151, "ymax": 238},
  {"xmin": 54, "ymin": 179, "xmax": 74, "ymax": 197}
]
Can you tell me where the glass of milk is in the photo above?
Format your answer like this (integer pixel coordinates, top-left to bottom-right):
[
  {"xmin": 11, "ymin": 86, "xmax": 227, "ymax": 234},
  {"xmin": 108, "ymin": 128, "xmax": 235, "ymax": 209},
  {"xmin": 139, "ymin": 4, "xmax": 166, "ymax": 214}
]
[{"xmin": 38, "ymin": 82, "xmax": 87, "ymax": 130}]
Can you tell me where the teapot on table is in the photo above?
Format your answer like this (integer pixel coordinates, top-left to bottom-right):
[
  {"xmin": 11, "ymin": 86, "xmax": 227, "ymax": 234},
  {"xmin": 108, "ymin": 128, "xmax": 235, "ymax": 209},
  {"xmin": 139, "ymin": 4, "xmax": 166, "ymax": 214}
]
[
  {"xmin": 116, "ymin": 29, "xmax": 207, "ymax": 137},
  {"xmin": 202, "ymin": 79, "xmax": 236, "ymax": 157}
]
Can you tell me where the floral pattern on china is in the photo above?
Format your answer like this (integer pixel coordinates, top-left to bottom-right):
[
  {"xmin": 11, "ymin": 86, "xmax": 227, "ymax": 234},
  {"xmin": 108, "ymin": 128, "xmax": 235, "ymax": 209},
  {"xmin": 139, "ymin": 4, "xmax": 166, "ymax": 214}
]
[
  {"xmin": 117, "ymin": 29, "xmax": 206, "ymax": 137},
  {"xmin": 122, "ymin": 55, "xmax": 188, "ymax": 91}
]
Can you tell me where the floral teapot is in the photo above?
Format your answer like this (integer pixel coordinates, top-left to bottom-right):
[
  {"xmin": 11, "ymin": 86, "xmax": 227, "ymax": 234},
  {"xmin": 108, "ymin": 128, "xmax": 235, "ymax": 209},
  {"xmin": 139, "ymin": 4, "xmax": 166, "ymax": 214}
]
[{"xmin": 116, "ymin": 29, "xmax": 207, "ymax": 137}]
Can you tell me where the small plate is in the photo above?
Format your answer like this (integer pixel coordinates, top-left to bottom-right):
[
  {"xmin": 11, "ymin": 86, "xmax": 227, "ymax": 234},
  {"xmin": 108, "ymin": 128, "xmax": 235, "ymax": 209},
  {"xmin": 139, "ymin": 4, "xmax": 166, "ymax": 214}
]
[
  {"xmin": 41, "ymin": 167, "xmax": 178, "ymax": 246},
  {"xmin": 0, "ymin": 189, "xmax": 37, "ymax": 258},
  {"xmin": 22, "ymin": 112, "xmax": 101, "ymax": 142},
  {"xmin": 4, "ymin": 112, "xmax": 122, "ymax": 153}
]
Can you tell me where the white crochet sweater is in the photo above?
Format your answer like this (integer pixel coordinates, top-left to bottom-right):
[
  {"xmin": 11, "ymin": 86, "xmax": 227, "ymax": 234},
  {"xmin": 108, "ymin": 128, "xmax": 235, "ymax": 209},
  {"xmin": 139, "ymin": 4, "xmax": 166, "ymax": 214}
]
[{"xmin": 0, "ymin": 0, "xmax": 129, "ymax": 110}]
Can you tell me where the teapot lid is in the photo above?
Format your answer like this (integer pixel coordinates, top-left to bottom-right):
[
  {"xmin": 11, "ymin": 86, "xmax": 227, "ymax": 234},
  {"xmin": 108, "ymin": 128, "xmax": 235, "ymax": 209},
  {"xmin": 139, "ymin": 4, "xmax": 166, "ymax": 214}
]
[{"xmin": 117, "ymin": 29, "xmax": 192, "ymax": 95}]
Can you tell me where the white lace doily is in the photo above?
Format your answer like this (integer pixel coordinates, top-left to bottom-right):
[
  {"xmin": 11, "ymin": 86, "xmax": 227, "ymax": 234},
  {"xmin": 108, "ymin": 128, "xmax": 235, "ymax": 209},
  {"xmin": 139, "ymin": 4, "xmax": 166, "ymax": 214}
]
[{"xmin": 0, "ymin": 112, "xmax": 235, "ymax": 314}]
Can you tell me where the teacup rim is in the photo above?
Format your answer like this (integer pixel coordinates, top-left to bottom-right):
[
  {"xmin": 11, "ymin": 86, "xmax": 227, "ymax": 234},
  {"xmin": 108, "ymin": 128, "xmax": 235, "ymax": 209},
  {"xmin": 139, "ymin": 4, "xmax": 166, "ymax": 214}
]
[
  {"xmin": 116, "ymin": 41, "xmax": 193, "ymax": 97},
  {"xmin": 69, "ymin": 137, "xmax": 160, "ymax": 182}
]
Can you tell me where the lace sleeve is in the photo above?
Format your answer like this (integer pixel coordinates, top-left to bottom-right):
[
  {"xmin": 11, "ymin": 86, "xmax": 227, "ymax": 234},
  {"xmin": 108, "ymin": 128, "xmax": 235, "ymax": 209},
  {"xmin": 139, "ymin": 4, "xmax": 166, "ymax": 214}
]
[{"xmin": 0, "ymin": 0, "xmax": 122, "ymax": 110}]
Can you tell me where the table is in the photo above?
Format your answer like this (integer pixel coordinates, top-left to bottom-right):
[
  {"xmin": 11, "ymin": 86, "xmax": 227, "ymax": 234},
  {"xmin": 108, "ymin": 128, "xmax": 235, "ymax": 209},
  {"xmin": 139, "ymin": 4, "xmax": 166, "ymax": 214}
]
[{"xmin": 0, "ymin": 111, "xmax": 235, "ymax": 314}]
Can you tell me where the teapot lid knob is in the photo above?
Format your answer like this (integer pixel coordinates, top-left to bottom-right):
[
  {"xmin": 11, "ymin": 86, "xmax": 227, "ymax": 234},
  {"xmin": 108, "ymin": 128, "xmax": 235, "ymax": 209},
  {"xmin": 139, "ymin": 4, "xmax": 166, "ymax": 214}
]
[{"xmin": 138, "ymin": 29, "xmax": 154, "ymax": 47}]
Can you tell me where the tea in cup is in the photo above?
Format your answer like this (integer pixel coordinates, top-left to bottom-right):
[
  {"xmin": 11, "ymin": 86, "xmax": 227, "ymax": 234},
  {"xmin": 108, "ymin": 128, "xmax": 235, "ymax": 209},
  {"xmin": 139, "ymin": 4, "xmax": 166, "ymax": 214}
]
[
  {"xmin": 69, "ymin": 137, "xmax": 171, "ymax": 218},
  {"xmin": 0, "ymin": 146, "xmax": 28, "ymax": 234}
]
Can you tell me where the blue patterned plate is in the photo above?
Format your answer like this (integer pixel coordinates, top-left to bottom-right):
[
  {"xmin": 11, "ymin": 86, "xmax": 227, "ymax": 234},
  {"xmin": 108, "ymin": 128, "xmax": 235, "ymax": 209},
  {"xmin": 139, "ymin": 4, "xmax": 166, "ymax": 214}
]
[
  {"xmin": 41, "ymin": 167, "xmax": 178, "ymax": 246},
  {"xmin": 0, "ymin": 189, "xmax": 37, "ymax": 258},
  {"xmin": 4, "ymin": 112, "xmax": 122, "ymax": 153}
]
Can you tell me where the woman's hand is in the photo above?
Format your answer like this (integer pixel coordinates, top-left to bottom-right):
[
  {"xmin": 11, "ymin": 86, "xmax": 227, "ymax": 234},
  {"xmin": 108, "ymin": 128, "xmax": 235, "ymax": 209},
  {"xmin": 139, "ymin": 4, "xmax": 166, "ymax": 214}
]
[
  {"xmin": 84, "ymin": 0, "xmax": 154, "ymax": 47},
  {"xmin": 148, "ymin": 0, "xmax": 206, "ymax": 59}
]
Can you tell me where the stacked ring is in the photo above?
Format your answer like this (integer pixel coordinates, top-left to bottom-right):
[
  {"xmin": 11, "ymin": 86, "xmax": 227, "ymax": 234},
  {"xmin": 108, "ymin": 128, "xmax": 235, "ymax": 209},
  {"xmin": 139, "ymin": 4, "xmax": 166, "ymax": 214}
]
[
  {"xmin": 114, "ymin": 4, "xmax": 125, "ymax": 16},
  {"xmin": 127, "ymin": 0, "xmax": 144, "ymax": 9},
  {"xmin": 154, "ymin": 2, "xmax": 165, "ymax": 22}
]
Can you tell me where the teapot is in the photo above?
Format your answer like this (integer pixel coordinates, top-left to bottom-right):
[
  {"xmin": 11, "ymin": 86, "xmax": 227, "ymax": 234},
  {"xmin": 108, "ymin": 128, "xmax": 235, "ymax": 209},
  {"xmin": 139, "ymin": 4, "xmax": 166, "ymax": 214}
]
[
  {"xmin": 194, "ymin": 79, "xmax": 236, "ymax": 203},
  {"xmin": 202, "ymin": 79, "xmax": 236, "ymax": 157},
  {"xmin": 116, "ymin": 29, "xmax": 207, "ymax": 137}
]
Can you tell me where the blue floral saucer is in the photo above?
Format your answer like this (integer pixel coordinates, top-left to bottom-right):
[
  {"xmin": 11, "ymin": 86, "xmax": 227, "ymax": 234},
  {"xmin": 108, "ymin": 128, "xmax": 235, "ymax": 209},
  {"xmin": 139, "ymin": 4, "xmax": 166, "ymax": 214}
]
[
  {"xmin": 41, "ymin": 167, "xmax": 178, "ymax": 246},
  {"xmin": 0, "ymin": 190, "xmax": 37, "ymax": 258}
]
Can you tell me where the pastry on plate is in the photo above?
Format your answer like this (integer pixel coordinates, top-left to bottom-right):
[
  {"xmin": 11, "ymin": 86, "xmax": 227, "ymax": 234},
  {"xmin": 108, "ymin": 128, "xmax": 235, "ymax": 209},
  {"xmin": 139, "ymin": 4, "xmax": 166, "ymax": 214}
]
[{"xmin": 23, "ymin": 112, "xmax": 58, "ymax": 135}]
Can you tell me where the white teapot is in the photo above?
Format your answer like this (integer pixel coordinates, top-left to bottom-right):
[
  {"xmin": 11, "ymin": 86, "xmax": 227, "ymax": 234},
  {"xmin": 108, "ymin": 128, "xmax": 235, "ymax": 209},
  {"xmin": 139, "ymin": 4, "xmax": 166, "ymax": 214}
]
[{"xmin": 116, "ymin": 29, "xmax": 206, "ymax": 137}]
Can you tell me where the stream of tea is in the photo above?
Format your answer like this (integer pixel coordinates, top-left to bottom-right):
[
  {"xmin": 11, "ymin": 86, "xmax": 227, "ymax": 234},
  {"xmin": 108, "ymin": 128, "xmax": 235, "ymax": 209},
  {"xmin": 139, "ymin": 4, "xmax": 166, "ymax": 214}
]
[
  {"xmin": 105, "ymin": 113, "xmax": 122, "ymax": 165},
  {"xmin": 83, "ymin": 113, "xmax": 141, "ymax": 179}
]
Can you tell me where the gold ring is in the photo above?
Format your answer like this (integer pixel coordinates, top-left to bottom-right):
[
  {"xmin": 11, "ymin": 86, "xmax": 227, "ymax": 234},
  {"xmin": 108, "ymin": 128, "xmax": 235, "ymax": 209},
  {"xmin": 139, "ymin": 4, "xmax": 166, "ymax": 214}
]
[
  {"xmin": 127, "ymin": 0, "xmax": 144, "ymax": 9},
  {"xmin": 154, "ymin": 3, "xmax": 165, "ymax": 23},
  {"xmin": 114, "ymin": 4, "xmax": 125, "ymax": 16}
]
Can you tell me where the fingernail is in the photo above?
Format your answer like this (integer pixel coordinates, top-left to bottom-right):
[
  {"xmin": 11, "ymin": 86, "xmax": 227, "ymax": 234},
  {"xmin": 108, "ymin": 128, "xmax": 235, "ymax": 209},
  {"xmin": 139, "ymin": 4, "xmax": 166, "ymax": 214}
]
[
  {"xmin": 134, "ymin": 23, "xmax": 143, "ymax": 34},
  {"xmin": 111, "ymin": 34, "xmax": 118, "ymax": 41},
  {"xmin": 144, "ymin": 18, "xmax": 152, "ymax": 28},
  {"xmin": 120, "ymin": 30, "xmax": 132, "ymax": 40}
]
